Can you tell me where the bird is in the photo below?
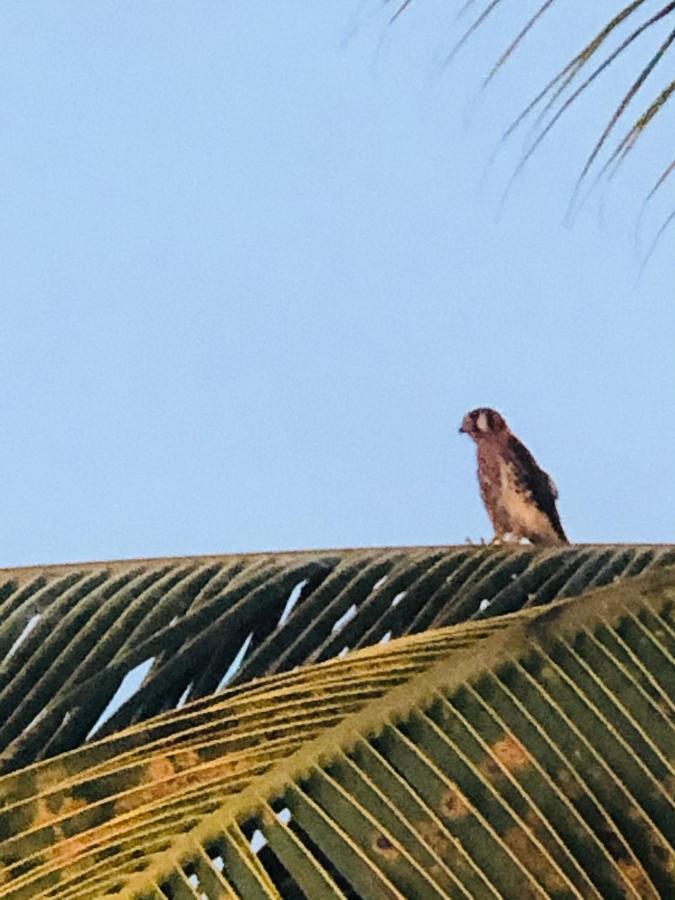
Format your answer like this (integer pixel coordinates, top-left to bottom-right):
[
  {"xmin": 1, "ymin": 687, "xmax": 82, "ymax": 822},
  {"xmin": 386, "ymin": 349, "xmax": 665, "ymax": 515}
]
[{"xmin": 459, "ymin": 407, "xmax": 568, "ymax": 545}]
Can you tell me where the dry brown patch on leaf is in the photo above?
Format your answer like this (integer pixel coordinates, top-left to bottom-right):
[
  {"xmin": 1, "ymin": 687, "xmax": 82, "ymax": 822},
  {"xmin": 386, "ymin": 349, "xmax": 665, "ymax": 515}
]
[
  {"xmin": 114, "ymin": 779, "xmax": 188, "ymax": 814},
  {"xmin": 372, "ymin": 832, "xmax": 399, "ymax": 859},
  {"xmin": 441, "ymin": 786, "xmax": 470, "ymax": 820},
  {"xmin": 503, "ymin": 824, "xmax": 569, "ymax": 895},
  {"xmin": 35, "ymin": 761, "xmax": 70, "ymax": 793},
  {"xmin": 154, "ymin": 753, "xmax": 253, "ymax": 799},
  {"xmin": 416, "ymin": 819, "xmax": 478, "ymax": 881},
  {"xmin": 655, "ymin": 696, "xmax": 674, "ymax": 723},
  {"xmin": 491, "ymin": 734, "xmax": 531, "ymax": 772},
  {"xmin": 32, "ymin": 794, "xmax": 88, "ymax": 829},
  {"xmin": 647, "ymin": 838, "xmax": 674, "ymax": 875},
  {"xmin": 516, "ymin": 884, "xmax": 546, "ymax": 900},
  {"xmin": 145, "ymin": 756, "xmax": 177, "ymax": 783},
  {"xmin": 47, "ymin": 811, "xmax": 146, "ymax": 873},
  {"xmin": 114, "ymin": 752, "xmax": 255, "ymax": 814},
  {"xmin": 427, "ymin": 862, "xmax": 446, "ymax": 885},
  {"xmin": 172, "ymin": 748, "xmax": 202, "ymax": 771},
  {"xmin": 114, "ymin": 755, "xmax": 181, "ymax": 813},
  {"xmin": 59, "ymin": 794, "xmax": 89, "ymax": 818},
  {"xmin": 416, "ymin": 819, "xmax": 453, "ymax": 857},
  {"xmin": 48, "ymin": 833, "xmax": 91, "ymax": 866},
  {"xmin": 554, "ymin": 766, "xmax": 585, "ymax": 800},
  {"xmin": 662, "ymin": 773, "xmax": 675, "ymax": 796},
  {"xmin": 33, "ymin": 796, "xmax": 56, "ymax": 828},
  {"xmin": 615, "ymin": 859, "xmax": 654, "ymax": 897},
  {"xmin": 176, "ymin": 753, "xmax": 248, "ymax": 786},
  {"xmin": 114, "ymin": 787, "xmax": 158, "ymax": 814},
  {"xmin": 626, "ymin": 803, "xmax": 661, "ymax": 847}
]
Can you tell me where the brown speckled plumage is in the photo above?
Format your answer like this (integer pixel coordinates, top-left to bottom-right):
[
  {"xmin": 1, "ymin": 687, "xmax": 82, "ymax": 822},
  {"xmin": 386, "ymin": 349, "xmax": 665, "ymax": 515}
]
[{"xmin": 460, "ymin": 407, "xmax": 568, "ymax": 545}]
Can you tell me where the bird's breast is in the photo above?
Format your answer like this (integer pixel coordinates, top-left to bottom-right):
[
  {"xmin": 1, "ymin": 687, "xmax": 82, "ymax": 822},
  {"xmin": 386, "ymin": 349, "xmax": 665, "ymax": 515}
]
[{"xmin": 496, "ymin": 457, "xmax": 559, "ymax": 541}]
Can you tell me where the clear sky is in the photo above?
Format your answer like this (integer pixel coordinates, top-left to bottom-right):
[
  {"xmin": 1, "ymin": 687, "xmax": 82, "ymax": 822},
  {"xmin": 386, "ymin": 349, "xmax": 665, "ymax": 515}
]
[{"xmin": 1, "ymin": 1, "xmax": 674, "ymax": 567}]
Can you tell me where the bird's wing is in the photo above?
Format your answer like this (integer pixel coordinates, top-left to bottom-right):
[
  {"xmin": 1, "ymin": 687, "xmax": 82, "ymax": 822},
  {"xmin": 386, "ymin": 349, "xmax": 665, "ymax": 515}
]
[
  {"xmin": 506, "ymin": 435, "xmax": 567, "ymax": 542},
  {"xmin": 546, "ymin": 473, "xmax": 559, "ymax": 500}
]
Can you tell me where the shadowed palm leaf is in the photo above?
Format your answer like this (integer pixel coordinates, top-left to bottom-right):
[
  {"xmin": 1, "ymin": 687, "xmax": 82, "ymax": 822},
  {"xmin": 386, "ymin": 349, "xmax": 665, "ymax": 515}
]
[
  {"xmin": 1, "ymin": 544, "xmax": 674, "ymax": 773},
  {"xmin": 0, "ymin": 562, "xmax": 673, "ymax": 898},
  {"xmin": 0, "ymin": 545, "xmax": 674, "ymax": 897}
]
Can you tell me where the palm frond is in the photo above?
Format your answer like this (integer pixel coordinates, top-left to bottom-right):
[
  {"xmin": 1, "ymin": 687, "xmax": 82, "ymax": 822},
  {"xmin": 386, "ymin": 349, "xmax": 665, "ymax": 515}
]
[
  {"xmin": 1, "ymin": 564, "xmax": 672, "ymax": 898},
  {"xmin": 2, "ymin": 545, "xmax": 674, "ymax": 774},
  {"xmin": 396, "ymin": 1, "xmax": 675, "ymax": 224}
]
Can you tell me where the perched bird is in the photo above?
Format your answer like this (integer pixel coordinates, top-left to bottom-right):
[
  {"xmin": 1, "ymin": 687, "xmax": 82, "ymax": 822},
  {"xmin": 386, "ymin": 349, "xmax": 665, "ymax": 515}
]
[{"xmin": 459, "ymin": 407, "xmax": 568, "ymax": 545}]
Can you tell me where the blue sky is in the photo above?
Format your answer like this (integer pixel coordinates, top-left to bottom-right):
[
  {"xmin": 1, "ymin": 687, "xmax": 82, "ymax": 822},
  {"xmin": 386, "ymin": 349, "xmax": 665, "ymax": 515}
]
[{"xmin": 1, "ymin": 1, "xmax": 674, "ymax": 566}]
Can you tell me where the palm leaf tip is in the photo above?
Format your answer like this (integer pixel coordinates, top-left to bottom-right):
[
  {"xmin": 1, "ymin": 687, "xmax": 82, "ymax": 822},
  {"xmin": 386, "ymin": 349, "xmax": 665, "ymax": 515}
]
[{"xmin": 405, "ymin": 0, "xmax": 675, "ymax": 230}]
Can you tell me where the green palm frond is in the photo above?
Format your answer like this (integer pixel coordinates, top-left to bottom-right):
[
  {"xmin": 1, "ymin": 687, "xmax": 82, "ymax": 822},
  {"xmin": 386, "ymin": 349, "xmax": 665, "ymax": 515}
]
[
  {"xmin": 1, "ymin": 545, "xmax": 673, "ymax": 774},
  {"xmin": 1, "ymin": 564, "xmax": 673, "ymax": 898}
]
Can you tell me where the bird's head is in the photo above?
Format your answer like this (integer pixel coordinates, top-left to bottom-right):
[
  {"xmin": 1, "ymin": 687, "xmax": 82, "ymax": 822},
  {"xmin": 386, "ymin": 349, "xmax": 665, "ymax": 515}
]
[{"xmin": 459, "ymin": 407, "xmax": 508, "ymax": 442}]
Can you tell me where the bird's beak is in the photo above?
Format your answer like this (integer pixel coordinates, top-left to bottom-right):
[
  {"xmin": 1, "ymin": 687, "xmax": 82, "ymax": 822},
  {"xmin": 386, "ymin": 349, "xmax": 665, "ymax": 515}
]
[
  {"xmin": 458, "ymin": 424, "xmax": 466, "ymax": 434},
  {"xmin": 459, "ymin": 416, "xmax": 469, "ymax": 434}
]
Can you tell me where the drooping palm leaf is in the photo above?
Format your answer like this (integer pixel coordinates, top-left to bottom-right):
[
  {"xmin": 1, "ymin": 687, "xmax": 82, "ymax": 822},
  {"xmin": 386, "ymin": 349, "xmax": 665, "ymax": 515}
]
[
  {"xmin": 1, "ymin": 564, "xmax": 672, "ymax": 898},
  {"xmin": 1, "ymin": 545, "xmax": 673, "ymax": 775},
  {"xmin": 394, "ymin": 1, "xmax": 675, "ymax": 216}
]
